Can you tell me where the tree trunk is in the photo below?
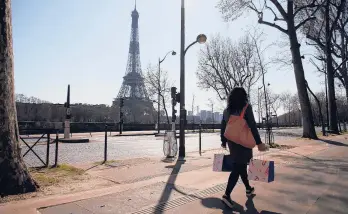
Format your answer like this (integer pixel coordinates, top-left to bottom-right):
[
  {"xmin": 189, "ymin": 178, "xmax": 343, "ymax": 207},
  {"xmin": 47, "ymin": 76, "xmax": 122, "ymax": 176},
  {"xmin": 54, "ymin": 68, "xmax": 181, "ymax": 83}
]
[
  {"xmin": 287, "ymin": 24, "xmax": 317, "ymax": 139},
  {"xmin": 341, "ymin": 5, "xmax": 348, "ymax": 105},
  {"xmin": 345, "ymin": 83, "xmax": 348, "ymax": 105},
  {"xmin": 325, "ymin": 0, "xmax": 339, "ymax": 134},
  {"xmin": 161, "ymin": 95, "xmax": 170, "ymax": 124},
  {"xmin": 0, "ymin": 0, "xmax": 37, "ymax": 196}
]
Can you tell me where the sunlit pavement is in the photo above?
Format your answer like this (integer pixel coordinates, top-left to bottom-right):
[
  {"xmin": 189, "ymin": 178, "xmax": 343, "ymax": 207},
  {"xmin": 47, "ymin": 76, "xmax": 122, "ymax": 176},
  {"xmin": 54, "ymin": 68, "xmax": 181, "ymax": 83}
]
[{"xmin": 8, "ymin": 134, "xmax": 347, "ymax": 214}]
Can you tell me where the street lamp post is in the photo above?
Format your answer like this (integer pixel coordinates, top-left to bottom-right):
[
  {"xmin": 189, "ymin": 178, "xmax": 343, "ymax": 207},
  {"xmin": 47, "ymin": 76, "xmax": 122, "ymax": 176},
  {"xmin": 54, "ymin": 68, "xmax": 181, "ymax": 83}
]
[
  {"xmin": 158, "ymin": 50, "xmax": 176, "ymax": 134},
  {"xmin": 257, "ymin": 86, "xmax": 263, "ymax": 128},
  {"xmin": 179, "ymin": 0, "xmax": 207, "ymax": 159},
  {"xmin": 263, "ymin": 80, "xmax": 273, "ymax": 145}
]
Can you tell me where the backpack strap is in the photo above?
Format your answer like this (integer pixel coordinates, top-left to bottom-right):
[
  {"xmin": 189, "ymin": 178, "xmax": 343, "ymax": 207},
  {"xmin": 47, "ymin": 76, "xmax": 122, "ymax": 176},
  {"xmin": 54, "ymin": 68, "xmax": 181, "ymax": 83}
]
[{"xmin": 240, "ymin": 103, "xmax": 249, "ymax": 119}]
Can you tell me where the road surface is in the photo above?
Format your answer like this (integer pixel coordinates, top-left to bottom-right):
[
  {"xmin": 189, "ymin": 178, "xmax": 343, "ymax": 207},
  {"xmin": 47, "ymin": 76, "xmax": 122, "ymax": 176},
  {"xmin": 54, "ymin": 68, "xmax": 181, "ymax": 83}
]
[{"xmin": 21, "ymin": 127, "xmax": 321, "ymax": 167}]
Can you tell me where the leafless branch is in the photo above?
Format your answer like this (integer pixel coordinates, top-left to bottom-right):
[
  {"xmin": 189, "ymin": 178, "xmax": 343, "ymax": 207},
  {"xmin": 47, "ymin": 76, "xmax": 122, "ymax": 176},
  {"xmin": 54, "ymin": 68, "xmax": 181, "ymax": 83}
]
[
  {"xmin": 294, "ymin": 0, "xmax": 318, "ymax": 17},
  {"xmin": 296, "ymin": 16, "xmax": 316, "ymax": 30},
  {"xmin": 265, "ymin": 0, "xmax": 285, "ymax": 21},
  {"xmin": 269, "ymin": 0, "xmax": 288, "ymax": 19},
  {"xmin": 258, "ymin": 17, "xmax": 288, "ymax": 34}
]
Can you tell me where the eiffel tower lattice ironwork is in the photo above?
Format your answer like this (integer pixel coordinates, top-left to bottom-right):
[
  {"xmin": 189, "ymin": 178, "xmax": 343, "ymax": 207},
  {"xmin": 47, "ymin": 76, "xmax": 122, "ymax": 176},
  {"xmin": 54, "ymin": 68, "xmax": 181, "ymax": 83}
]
[
  {"xmin": 113, "ymin": 3, "xmax": 155, "ymax": 124},
  {"xmin": 117, "ymin": 3, "xmax": 149, "ymax": 100}
]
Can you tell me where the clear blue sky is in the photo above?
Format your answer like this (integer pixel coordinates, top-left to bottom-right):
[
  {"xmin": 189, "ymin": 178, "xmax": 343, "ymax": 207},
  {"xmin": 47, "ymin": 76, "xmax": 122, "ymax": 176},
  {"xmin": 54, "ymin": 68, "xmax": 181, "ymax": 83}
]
[{"xmin": 12, "ymin": 0, "xmax": 324, "ymax": 114}]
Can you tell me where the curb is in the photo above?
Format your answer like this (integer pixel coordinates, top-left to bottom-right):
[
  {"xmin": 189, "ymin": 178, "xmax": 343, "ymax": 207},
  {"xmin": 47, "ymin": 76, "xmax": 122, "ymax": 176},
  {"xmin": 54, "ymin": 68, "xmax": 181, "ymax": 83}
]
[{"xmin": 58, "ymin": 138, "xmax": 89, "ymax": 143}]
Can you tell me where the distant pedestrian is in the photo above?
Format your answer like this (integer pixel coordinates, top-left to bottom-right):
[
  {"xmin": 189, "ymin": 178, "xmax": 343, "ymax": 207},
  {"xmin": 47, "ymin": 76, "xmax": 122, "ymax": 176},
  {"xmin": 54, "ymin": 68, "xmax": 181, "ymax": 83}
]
[{"xmin": 220, "ymin": 87, "xmax": 267, "ymax": 208}]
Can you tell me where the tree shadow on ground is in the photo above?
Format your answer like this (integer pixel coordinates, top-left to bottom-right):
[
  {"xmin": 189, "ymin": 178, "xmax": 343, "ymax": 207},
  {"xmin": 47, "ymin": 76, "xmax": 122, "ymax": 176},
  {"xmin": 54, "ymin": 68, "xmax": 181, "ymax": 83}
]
[
  {"xmin": 152, "ymin": 159, "xmax": 186, "ymax": 214},
  {"xmin": 318, "ymin": 139, "xmax": 348, "ymax": 147},
  {"xmin": 201, "ymin": 195, "xmax": 281, "ymax": 214}
]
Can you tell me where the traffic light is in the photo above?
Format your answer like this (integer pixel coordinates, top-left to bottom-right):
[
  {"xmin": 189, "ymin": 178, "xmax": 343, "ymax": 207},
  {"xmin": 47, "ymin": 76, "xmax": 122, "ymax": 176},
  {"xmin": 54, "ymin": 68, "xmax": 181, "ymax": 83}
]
[
  {"xmin": 176, "ymin": 93, "xmax": 180, "ymax": 103},
  {"xmin": 120, "ymin": 98, "xmax": 124, "ymax": 108},
  {"xmin": 171, "ymin": 87, "xmax": 177, "ymax": 100},
  {"xmin": 172, "ymin": 108, "xmax": 177, "ymax": 122},
  {"xmin": 171, "ymin": 87, "xmax": 180, "ymax": 123},
  {"xmin": 171, "ymin": 87, "xmax": 180, "ymax": 106}
]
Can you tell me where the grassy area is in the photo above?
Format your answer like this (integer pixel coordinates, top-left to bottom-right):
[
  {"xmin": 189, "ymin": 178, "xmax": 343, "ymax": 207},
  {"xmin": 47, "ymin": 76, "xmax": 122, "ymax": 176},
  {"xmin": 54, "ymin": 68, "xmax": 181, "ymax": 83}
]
[
  {"xmin": 269, "ymin": 143, "xmax": 296, "ymax": 150},
  {"xmin": 30, "ymin": 164, "xmax": 85, "ymax": 187},
  {"xmin": 269, "ymin": 143, "xmax": 281, "ymax": 149}
]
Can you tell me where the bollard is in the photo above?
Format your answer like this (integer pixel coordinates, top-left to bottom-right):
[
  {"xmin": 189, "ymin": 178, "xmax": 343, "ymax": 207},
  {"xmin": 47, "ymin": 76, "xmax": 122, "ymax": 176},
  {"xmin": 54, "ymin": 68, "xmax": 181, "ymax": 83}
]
[
  {"xmin": 46, "ymin": 133, "xmax": 50, "ymax": 167},
  {"xmin": 199, "ymin": 124, "xmax": 202, "ymax": 156},
  {"xmin": 54, "ymin": 132, "xmax": 59, "ymax": 167},
  {"xmin": 104, "ymin": 125, "xmax": 108, "ymax": 163},
  {"xmin": 119, "ymin": 122, "xmax": 123, "ymax": 135}
]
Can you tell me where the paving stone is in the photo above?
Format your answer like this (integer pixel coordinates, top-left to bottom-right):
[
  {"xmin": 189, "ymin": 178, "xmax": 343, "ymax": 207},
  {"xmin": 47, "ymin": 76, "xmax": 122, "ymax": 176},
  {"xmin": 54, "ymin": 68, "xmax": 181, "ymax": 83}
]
[
  {"xmin": 40, "ymin": 182, "xmax": 199, "ymax": 214},
  {"xmin": 38, "ymin": 203, "xmax": 93, "ymax": 214}
]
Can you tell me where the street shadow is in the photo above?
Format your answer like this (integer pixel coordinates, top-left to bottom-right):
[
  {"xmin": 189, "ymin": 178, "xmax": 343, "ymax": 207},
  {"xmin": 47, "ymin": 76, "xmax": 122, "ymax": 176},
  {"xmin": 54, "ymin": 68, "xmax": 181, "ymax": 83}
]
[
  {"xmin": 153, "ymin": 159, "xmax": 186, "ymax": 214},
  {"xmin": 319, "ymin": 139, "xmax": 348, "ymax": 147},
  {"xmin": 201, "ymin": 195, "xmax": 281, "ymax": 214},
  {"xmin": 201, "ymin": 197, "xmax": 245, "ymax": 213},
  {"xmin": 83, "ymin": 163, "xmax": 102, "ymax": 171}
]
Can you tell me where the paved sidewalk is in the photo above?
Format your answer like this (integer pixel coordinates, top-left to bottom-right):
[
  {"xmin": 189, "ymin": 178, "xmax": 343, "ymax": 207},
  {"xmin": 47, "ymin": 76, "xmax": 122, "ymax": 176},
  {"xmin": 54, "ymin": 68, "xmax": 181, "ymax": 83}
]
[{"xmin": 2, "ymin": 135, "xmax": 348, "ymax": 214}]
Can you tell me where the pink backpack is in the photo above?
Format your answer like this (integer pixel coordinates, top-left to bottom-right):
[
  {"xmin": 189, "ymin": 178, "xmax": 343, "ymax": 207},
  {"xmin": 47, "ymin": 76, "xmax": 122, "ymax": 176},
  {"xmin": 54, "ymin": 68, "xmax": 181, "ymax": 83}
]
[{"xmin": 223, "ymin": 104, "xmax": 256, "ymax": 149}]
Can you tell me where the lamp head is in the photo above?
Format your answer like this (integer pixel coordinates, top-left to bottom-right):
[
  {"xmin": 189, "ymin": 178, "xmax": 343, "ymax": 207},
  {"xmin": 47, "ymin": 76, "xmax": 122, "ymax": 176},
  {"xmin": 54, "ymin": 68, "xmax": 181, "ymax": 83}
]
[
  {"xmin": 197, "ymin": 34, "xmax": 207, "ymax": 44},
  {"xmin": 172, "ymin": 51, "xmax": 177, "ymax": 56}
]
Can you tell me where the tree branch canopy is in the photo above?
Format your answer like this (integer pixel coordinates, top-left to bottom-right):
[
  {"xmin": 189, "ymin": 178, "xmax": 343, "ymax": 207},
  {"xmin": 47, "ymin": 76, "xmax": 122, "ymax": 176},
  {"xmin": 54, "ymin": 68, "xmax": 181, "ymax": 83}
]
[
  {"xmin": 296, "ymin": 16, "xmax": 316, "ymax": 30},
  {"xmin": 196, "ymin": 33, "xmax": 263, "ymax": 101}
]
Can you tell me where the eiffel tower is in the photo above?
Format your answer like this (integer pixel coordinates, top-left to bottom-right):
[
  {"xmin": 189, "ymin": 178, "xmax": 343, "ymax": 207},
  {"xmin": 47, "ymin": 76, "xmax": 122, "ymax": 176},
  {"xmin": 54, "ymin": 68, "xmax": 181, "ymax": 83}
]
[{"xmin": 113, "ymin": 2, "xmax": 155, "ymax": 123}]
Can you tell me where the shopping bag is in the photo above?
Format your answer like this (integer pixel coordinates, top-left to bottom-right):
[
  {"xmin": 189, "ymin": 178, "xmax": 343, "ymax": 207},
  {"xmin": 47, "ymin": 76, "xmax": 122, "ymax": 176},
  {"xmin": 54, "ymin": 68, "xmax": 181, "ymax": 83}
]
[
  {"xmin": 213, "ymin": 154, "xmax": 235, "ymax": 172},
  {"xmin": 248, "ymin": 159, "xmax": 274, "ymax": 182},
  {"xmin": 223, "ymin": 104, "xmax": 256, "ymax": 149},
  {"xmin": 213, "ymin": 154, "xmax": 224, "ymax": 172}
]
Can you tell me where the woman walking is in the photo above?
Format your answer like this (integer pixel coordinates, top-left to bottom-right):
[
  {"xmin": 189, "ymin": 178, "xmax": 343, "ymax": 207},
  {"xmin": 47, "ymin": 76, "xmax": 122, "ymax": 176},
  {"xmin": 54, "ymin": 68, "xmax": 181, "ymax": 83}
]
[{"xmin": 220, "ymin": 87, "xmax": 267, "ymax": 208}]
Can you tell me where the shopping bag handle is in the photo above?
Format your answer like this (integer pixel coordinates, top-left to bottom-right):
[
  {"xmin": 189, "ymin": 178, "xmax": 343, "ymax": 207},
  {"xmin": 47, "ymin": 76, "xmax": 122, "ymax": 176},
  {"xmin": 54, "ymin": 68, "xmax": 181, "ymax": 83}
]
[{"xmin": 219, "ymin": 146, "xmax": 229, "ymax": 155}]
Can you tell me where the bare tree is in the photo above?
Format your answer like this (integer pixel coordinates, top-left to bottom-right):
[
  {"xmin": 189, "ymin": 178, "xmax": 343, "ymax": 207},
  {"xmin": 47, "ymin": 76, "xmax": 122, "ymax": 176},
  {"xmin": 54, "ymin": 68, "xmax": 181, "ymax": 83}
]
[
  {"xmin": 304, "ymin": 0, "xmax": 346, "ymax": 133},
  {"xmin": 196, "ymin": 33, "xmax": 263, "ymax": 101},
  {"xmin": 145, "ymin": 64, "xmax": 173, "ymax": 124},
  {"xmin": 304, "ymin": 0, "xmax": 348, "ymax": 95},
  {"xmin": 15, "ymin": 94, "xmax": 51, "ymax": 104},
  {"xmin": 280, "ymin": 91, "xmax": 293, "ymax": 126},
  {"xmin": 217, "ymin": 0, "xmax": 318, "ymax": 138},
  {"xmin": 268, "ymin": 91, "xmax": 281, "ymax": 126},
  {"xmin": 0, "ymin": 0, "xmax": 37, "ymax": 196}
]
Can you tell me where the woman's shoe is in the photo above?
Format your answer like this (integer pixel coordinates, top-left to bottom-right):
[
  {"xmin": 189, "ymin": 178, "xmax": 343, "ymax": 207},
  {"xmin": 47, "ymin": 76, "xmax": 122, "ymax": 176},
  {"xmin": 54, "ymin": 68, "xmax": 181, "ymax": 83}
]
[
  {"xmin": 246, "ymin": 187, "xmax": 255, "ymax": 196},
  {"xmin": 222, "ymin": 194, "xmax": 234, "ymax": 208}
]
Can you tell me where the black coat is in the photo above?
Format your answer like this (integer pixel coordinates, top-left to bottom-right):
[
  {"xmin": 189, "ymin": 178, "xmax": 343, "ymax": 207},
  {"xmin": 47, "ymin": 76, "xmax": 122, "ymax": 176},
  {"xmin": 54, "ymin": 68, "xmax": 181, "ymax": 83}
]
[{"xmin": 220, "ymin": 104, "xmax": 262, "ymax": 164}]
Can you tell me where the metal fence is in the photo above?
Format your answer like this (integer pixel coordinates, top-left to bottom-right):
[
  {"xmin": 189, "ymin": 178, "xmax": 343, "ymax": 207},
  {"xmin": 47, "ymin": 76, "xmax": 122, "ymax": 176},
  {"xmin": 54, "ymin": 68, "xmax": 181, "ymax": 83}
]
[{"xmin": 20, "ymin": 129, "xmax": 60, "ymax": 168}]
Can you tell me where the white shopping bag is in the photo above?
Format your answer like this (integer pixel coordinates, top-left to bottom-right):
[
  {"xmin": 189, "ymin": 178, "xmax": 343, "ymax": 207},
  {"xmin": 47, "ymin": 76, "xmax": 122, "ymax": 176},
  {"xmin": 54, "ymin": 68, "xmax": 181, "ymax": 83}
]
[
  {"xmin": 248, "ymin": 159, "xmax": 275, "ymax": 183},
  {"xmin": 213, "ymin": 154, "xmax": 224, "ymax": 172}
]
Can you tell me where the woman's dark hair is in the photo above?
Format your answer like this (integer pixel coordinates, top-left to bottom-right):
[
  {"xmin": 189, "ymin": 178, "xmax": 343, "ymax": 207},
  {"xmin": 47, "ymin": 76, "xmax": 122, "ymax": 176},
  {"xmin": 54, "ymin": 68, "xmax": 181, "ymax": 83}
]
[{"xmin": 227, "ymin": 87, "xmax": 248, "ymax": 112}]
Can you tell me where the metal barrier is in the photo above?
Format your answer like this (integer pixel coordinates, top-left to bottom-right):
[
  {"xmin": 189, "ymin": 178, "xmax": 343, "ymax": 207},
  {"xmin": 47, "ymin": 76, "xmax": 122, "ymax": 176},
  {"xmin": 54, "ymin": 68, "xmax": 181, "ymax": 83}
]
[
  {"xmin": 21, "ymin": 133, "xmax": 48, "ymax": 166},
  {"xmin": 20, "ymin": 129, "xmax": 60, "ymax": 167},
  {"xmin": 104, "ymin": 125, "xmax": 108, "ymax": 163},
  {"xmin": 199, "ymin": 124, "xmax": 202, "ymax": 156}
]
